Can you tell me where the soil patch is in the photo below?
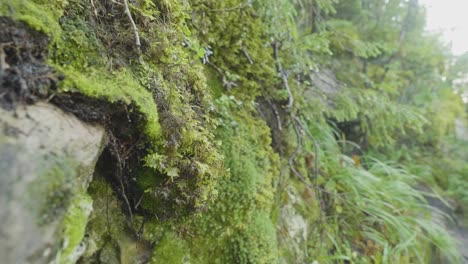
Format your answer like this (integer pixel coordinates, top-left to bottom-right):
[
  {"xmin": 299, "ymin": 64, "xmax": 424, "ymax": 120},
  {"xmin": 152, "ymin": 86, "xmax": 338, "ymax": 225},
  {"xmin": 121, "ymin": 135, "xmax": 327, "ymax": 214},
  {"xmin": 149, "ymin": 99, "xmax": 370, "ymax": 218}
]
[{"xmin": 0, "ymin": 16, "xmax": 60, "ymax": 109}]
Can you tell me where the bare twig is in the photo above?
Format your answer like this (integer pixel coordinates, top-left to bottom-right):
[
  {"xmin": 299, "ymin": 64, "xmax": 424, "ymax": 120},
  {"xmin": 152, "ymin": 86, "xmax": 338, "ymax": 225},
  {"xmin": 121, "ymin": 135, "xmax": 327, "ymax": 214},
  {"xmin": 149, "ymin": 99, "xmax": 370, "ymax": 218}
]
[
  {"xmin": 45, "ymin": 93, "xmax": 56, "ymax": 103},
  {"xmin": 137, "ymin": 218, "xmax": 146, "ymax": 239},
  {"xmin": 288, "ymin": 117, "xmax": 302, "ymax": 172},
  {"xmin": 288, "ymin": 117, "xmax": 343, "ymax": 208},
  {"xmin": 255, "ymin": 102, "xmax": 268, "ymax": 121},
  {"xmin": 207, "ymin": 61, "xmax": 238, "ymax": 90},
  {"xmin": 273, "ymin": 41, "xmax": 294, "ymax": 109},
  {"xmin": 134, "ymin": 193, "xmax": 144, "ymax": 210},
  {"xmin": 241, "ymin": 46, "xmax": 254, "ymax": 64},
  {"xmin": 90, "ymin": 0, "xmax": 98, "ymax": 17},
  {"xmin": 110, "ymin": 0, "xmax": 123, "ymax": 6},
  {"xmin": 377, "ymin": 0, "xmax": 418, "ymax": 83},
  {"xmin": 207, "ymin": 61, "xmax": 224, "ymax": 76},
  {"xmin": 109, "ymin": 133, "xmax": 133, "ymax": 222},
  {"xmin": 269, "ymin": 99, "xmax": 282, "ymax": 131},
  {"xmin": 122, "ymin": 0, "xmax": 143, "ymax": 64},
  {"xmin": 106, "ymin": 183, "xmax": 111, "ymax": 233}
]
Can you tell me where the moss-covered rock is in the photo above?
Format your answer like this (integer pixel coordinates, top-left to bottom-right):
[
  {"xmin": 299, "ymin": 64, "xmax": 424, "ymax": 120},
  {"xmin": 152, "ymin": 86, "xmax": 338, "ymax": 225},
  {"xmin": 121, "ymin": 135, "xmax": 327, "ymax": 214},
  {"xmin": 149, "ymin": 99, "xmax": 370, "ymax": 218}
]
[
  {"xmin": 78, "ymin": 177, "xmax": 153, "ymax": 264},
  {"xmin": 59, "ymin": 193, "xmax": 93, "ymax": 263},
  {"xmin": 146, "ymin": 97, "xmax": 280, "ymax": 264},
  {"xmin": 0, "ymin": 103, "xmax": 106, "ymax": 263}
]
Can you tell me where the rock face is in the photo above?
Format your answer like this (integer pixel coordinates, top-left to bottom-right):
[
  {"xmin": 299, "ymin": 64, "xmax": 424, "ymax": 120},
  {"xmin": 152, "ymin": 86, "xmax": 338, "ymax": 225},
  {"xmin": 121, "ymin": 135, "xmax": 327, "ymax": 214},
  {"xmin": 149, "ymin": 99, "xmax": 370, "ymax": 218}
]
[
  {"xmin": 423, "ymin": 187, "xmax": 468, "ymax": 264},
  {"xmin": 278, "ymin": 186, "xmax": 310, "ymax": 264},
  {"xmin": 0, "ymin": 102, "xmax": 106, "ymax": 263}
]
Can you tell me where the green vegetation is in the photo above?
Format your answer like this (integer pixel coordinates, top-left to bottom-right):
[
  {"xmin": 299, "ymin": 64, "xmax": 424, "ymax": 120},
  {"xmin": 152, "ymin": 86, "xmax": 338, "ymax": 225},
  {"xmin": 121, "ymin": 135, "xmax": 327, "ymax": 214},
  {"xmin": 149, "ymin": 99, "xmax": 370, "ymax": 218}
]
[
  {"xmin": 187, "ymin": 97, "xmax": 280, "ymax": 263},
  {"xmin": 1, "ymin": 0, "xmax": 467, "ymax": 263},
  {"xmin": 60, "ymin": 193, "xmax": 93, "ymax": 264}
]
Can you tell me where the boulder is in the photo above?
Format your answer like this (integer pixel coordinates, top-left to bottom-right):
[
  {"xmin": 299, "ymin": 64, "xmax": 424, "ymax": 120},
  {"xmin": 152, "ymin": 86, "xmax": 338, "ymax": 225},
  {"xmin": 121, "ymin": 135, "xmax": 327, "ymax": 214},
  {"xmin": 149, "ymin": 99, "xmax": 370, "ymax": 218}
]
[{"xmin": 0, "ymin": 102, "xmax": 106, "ymax": 263}]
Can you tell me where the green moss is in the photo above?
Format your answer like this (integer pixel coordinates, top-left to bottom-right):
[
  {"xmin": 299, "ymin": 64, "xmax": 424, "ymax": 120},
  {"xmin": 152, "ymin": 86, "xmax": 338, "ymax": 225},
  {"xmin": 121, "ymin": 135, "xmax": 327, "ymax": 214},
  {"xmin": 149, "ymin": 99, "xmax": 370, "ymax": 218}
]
[
  {"xmin": 2, "ymin": 0, "xmax": 465, "ymax": 263},
  {"xmin": 136, "ymin": 97, "xmax": 281, "ymax": 263},
  {"xmin": 3, "ymin": 0, "xmax": 226, "ymax": 214},
  {"xmin": 227, "ymin": 212, "xmax": 277, "ymax": 264},
  {"xmin": 57, "ymin": 66, "xmax": 162, "ymax": 144},
  {"xmin": 59, "ymin": 192, "xmax": 93, "ymax": 264},
  {"xmin": 0, "ymin": 0, "xmax": 65, "ymax": 38},
  {"xmin": 81, "ymin": 177, "xmax": 156, "ymax": 263},
  {"xmin": 81, "ymin": 178, "xmax": 126, "ymax": 258},
  {"xmin": 205, "ymin": 69, "xmax": 224, "ymax": 99},
  {"xmin": 151, "ymin": 232, "xmax": 189, "ymax": 264},
  {"xmin": 176, "ymin": 97, "xmax": 280, "ymax": 263},
  {"xmin": 2, "ymin": 0, "xmax": 162, "ymax": 145},
  {"xmin": 189, "ymin": 0, "xmax": 278, "ymax": 101},
  {"xmin": 3, "ymin": 0, "xmax": 281, "ymax": 262}
]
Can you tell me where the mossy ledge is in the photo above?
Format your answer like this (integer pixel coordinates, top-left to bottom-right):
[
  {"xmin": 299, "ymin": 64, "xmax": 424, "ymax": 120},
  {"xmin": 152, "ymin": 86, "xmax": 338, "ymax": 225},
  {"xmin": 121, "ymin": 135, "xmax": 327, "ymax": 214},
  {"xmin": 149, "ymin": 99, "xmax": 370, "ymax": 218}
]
[
  {"xmin": 0, "ymin": 0, "xmax": 266, "ymax": 262},
  {"xmin": 2, "ymin": 0, "xmax": 465, "ymax": 263},
  {"xmin": 1, "ymin": 0, "xmax": 226, "ymax": 216}
]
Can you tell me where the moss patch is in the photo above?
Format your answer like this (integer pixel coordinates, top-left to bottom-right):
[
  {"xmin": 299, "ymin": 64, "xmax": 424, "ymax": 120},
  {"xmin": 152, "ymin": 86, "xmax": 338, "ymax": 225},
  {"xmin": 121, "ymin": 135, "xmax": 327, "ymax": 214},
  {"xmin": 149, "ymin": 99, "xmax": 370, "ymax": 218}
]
[
  {"xmin": 151, "ymin": 232, "xmax": 189, "ymax": 264},
  {"xmin": 59, "ymin": 192, "xmax": 93, "ymax": 263},
  {"xmin": 1, "ymin": 0, "xmax": 226, "ymax": 217}
]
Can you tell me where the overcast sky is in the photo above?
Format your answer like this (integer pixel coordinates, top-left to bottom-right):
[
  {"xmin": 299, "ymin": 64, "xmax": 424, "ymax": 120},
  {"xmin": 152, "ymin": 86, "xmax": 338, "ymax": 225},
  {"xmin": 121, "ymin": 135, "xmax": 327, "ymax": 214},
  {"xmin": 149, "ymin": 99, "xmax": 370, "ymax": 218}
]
[{"xmin": 419, "ymin": 0, "xmax": 468, "ymax": 55}]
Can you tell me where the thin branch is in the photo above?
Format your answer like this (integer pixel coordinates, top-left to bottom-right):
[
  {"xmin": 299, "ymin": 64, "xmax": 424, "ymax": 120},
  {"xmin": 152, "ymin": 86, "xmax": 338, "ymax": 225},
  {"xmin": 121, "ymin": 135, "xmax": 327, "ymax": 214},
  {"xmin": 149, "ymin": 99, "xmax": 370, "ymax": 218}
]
[
  {"xmin": 241, "ymin": 46, "xmax": 254, "ymax": 64},
  {"xmin": 122, "ymin": 0, "xmax": 143, "ymax": 64},
  {"xmin": 288, "ymin": 116, "xmax": 302, "ymax": 172},
  {"xmin": 207, "ymin": 61, "xmax": 224, "ymax": 76},
  {"xmin": 109, "ymin": 133, "xmax": 133, "ymax": 222},
  {"xmin": 294, "ymin": 115, "xmax": 320, "ymax": 181},
  {"xmin": 288, "ymin": 117, "xmax": 343, "ymax": 201},
  {"xmin": 273, "ymin": 41, "xmax": 294, "ymax": 109},
  {"xmin": 207, "ymin": 61, "xmax": 238, "ymax": 90},
  {"xmin": 90, "ymin": 0, "xmax": 98, "ymax": 17},
  {"xmin": 269, "ymin": 99, "xmax": 282, "ymax": 131},
  {"xmin": 110, "ymin": 0, "xmax": 123, "ymax": 6},
  {"xmin": 134, "ymin": 193, "xmax": 144, "ymax": 210},
  {"xmin": 106, "ymin": 183, "xmax": 111, "ymax": 234},
  {"xmin": 255, "ymin": 102, "xmax": 268, "ymax": 121},
  {"xmin": 377, "ymin": 0, "xmax": 418, "ymax": 83},
  {"xmin": 136, "ymin": 218, "xmax": 146, "ymax": 239}
]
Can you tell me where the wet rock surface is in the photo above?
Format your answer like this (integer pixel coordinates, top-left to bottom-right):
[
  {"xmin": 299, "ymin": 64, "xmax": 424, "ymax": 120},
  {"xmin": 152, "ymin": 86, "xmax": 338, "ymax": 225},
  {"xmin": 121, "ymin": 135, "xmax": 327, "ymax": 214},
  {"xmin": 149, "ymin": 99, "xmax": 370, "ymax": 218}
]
[{"xmin": 425, "ymin": 191, "xmax": 468, "ymax": 263}]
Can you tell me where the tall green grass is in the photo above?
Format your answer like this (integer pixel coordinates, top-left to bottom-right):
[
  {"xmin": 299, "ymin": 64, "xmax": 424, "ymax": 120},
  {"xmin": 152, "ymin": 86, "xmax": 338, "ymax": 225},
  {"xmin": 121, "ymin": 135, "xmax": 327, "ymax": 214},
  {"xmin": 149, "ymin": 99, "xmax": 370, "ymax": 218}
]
[{"xmin": 299, "ymin": 121, "xmax": 462, "ymax": 263}]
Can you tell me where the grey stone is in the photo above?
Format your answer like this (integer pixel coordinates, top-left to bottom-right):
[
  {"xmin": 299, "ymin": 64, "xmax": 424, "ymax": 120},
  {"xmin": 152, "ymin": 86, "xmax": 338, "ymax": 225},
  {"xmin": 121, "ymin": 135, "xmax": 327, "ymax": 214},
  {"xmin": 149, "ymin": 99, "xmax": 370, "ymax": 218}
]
[
  {"xmin": 0, "ymin": 102, "xmax": 107, "ymax": 264},
  {"xmin": 278, "ymin": 186, "xmax": 309, "ymax": 264}
]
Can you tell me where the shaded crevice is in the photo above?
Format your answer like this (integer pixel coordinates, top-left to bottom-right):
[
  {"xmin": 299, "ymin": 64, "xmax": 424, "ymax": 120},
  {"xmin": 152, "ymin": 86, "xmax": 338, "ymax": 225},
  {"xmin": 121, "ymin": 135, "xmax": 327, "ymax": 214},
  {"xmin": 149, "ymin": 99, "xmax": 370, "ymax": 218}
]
[
  {"xmin": 255, "ymin": 96, "xmax": 288, "ymax": 154},
  {"xmin": 331, "ymin": 119, "xmax": 369, "ymax": 154},
  {"xmin": 52, "ymin": 93, "xmax": 150, "ymax": 220}
]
